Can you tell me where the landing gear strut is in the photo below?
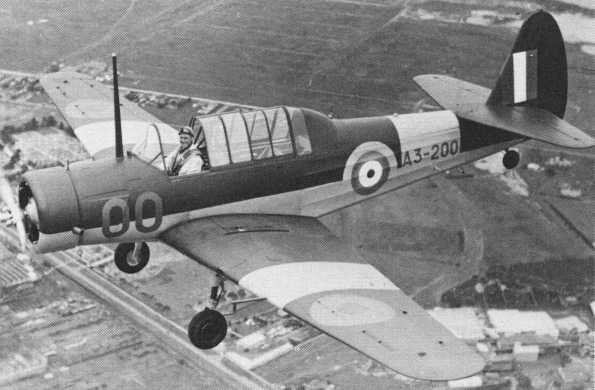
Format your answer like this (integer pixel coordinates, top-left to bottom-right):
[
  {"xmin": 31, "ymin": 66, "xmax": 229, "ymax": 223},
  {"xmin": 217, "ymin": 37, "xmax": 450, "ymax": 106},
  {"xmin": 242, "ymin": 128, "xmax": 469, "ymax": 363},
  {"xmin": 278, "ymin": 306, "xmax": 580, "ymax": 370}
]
[
  {"xmin": 209, "ymin": 273, "xmax": 225, "ymax": 309},
  {"xmin": 114, "ymin": 241, "xmax": 150, "ymax": 274},
  {"xmin": 187, "ymin": 273, "xmax": 228, "ymax": 349}
]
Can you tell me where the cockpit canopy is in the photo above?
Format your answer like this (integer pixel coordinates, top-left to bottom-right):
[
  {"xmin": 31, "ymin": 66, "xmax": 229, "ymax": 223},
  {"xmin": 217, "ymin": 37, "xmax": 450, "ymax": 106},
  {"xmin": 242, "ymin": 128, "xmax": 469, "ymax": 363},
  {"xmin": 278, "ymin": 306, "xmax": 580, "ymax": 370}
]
[
  {"xmin": 131, "ymin": 106, "xmax": 314, "ymax": 174},
  {"xmin": 191, "ymin": 106, "xmax": 312, "ymax": 168}
]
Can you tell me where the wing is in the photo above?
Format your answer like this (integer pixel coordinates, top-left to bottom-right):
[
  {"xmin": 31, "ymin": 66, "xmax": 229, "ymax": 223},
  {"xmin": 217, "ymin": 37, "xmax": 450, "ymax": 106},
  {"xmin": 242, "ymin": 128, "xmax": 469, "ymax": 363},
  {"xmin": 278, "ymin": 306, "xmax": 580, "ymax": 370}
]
[
  {"xmin": 40, "ymin": 71, "xmax": 179, "ymax": 158},
  {"xmin": 160, "ymin": 214, "xmax": 485, "ymax": 380}
]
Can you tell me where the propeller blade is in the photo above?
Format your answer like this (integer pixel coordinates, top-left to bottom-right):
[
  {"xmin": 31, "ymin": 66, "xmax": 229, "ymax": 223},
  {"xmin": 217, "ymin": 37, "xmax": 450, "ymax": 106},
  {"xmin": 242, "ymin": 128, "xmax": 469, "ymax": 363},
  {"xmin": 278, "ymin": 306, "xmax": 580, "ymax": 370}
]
[{"xmin": 0, "ymin": 172, "xmax": 28, "ymax": 250}]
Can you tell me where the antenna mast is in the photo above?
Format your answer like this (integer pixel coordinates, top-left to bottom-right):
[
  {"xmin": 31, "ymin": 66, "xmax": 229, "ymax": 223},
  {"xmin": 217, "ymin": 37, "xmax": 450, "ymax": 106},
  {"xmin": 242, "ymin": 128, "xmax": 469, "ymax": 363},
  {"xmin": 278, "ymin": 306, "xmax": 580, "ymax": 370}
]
[{"xmin": 112, "ymin": 54, "xmax": 124, "ymax": 159}]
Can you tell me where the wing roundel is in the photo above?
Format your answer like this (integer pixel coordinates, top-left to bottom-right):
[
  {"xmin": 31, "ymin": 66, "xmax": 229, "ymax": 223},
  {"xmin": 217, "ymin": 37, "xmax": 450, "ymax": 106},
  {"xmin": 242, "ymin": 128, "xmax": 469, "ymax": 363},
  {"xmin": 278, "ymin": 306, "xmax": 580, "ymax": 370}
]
[{"xmin": 161, "ymin": 214, "xmax": 485, "ymax": 380}]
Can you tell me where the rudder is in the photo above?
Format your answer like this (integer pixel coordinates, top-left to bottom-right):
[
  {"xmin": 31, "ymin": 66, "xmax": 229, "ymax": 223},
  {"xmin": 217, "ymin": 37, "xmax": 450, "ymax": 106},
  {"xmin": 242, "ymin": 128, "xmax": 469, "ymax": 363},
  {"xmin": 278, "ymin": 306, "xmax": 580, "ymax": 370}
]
[{"xmin": 487, "ymin": 10, "xmax": 567, "ymax": 118}]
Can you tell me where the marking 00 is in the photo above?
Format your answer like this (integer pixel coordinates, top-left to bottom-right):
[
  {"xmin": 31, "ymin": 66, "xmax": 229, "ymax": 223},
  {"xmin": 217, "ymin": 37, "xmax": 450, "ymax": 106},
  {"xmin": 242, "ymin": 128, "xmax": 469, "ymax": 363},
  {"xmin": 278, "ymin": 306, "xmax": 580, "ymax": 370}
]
[
  {"xmin": 102, "ymin": 192, "xmax": 163, "ymax": 238},
  {"xmin": 135, "ymin": 192, "xmax": 164, "ymax": 233},
  {"xmin": 102, "ymin": 198, "xmax": 129, "ymax": 238}
]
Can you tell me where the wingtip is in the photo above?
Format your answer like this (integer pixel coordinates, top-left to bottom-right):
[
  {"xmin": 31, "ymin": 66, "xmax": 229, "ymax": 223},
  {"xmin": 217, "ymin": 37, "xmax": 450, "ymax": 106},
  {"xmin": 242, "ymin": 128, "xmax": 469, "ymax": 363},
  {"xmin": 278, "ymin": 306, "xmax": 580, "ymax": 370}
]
[
  {"xmin": 413, "ymin": 74, "xmax": 459, "ymax": 89},
  {"xmin": 399, "ymin": 347, "xmax": 486, "ymax": 381},
  {"xmin": 550, "ymin": 121, "xmax": 595, "ymax": 149},
  {"xmin": 449, "ymin": 351, "xmax": 486, "ymax": 381},
  {"xmin": 571, "ymin": 139, "xmax": 595, "ymax": 149},
  {"xmin": 578, "ymin": 132, "xmax": 595, "ymax": 148},
  {"xmin": 568, "ymin": 134, "xmax": 595, "ymax": 149},
  {"xmin": 413, "ymin": 74, "xmax": 439, "ymax": 83}
]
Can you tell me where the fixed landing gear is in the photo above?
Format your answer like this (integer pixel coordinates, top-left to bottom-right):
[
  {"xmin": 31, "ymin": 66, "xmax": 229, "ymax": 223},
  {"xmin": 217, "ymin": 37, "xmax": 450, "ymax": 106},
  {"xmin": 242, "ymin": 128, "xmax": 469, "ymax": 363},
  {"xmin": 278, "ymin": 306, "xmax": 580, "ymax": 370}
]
[
  {"xmin": 188, "ymin": 308, "xmax": 228, "ymax": 349},
  {"xmin": 114, "ymin": 241, "xmax": 150, "ymax": 273},
  {"xmin": 188, "ymin": 273, "xmax": 228, "ymax": 349}
]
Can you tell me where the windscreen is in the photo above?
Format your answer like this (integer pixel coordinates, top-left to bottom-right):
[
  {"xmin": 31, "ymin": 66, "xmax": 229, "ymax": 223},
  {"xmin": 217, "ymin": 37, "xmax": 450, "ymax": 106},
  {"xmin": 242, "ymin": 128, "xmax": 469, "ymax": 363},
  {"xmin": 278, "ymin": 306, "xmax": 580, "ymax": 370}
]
[{"xmin": 131, "ymin": 123, "xmax": 168, "ymax": 170}]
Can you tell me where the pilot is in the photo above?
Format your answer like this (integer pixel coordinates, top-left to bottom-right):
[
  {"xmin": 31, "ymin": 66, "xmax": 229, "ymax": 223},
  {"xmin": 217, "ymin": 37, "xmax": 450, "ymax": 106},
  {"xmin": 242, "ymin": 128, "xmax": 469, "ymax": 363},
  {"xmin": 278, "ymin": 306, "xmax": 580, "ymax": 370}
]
[{"xmin": 165, "ymin": 126, "xmax": 204, "ymax": 176}]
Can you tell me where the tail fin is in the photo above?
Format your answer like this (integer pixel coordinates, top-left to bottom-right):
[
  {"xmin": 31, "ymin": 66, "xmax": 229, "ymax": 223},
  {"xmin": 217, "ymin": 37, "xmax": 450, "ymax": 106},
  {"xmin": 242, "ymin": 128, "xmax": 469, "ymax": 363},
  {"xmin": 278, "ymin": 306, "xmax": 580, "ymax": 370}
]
[
  {"xmin": 413, "ymin": 10, "xmax": 594, "ymax": 149},
  {"xmin": 486, "ymin": 10, "xmax": 567, "ymax": 118}
]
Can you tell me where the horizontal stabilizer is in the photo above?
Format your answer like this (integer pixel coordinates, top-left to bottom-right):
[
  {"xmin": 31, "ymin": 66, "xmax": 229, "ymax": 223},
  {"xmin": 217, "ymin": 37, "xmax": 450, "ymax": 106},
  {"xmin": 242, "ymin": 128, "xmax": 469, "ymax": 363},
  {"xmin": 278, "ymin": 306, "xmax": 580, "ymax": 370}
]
[
  {"xmin": 414, "ymin": 75, "xmax": 594, "ymax": 148},
  {"xmin": 456, "ymin": 104, "xmax": 594, "ymax": 149},
  {"xmin": 413, "ymin": 74, "xmax": 491, "ymax": 111},
  {"xmin": 414, "ymin": 12, "xmax": 593, "ymax": 149}
]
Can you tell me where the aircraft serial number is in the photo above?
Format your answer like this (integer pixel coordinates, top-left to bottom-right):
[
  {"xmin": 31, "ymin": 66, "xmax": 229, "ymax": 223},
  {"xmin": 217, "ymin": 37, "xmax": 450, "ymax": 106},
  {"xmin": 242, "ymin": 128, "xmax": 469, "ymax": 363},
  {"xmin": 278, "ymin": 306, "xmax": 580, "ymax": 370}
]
[{"xmin": 400, "ymin": 139, "xmax": 459, "ymax": 167}]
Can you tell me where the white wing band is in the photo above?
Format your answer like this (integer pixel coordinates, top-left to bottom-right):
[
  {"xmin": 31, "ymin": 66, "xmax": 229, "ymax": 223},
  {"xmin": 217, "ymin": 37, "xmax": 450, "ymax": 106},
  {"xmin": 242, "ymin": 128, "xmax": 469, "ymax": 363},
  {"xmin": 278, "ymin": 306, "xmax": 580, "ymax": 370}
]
[{"xmin": 239, "ymin": 262, "xmax": 398, "ymax": 308}]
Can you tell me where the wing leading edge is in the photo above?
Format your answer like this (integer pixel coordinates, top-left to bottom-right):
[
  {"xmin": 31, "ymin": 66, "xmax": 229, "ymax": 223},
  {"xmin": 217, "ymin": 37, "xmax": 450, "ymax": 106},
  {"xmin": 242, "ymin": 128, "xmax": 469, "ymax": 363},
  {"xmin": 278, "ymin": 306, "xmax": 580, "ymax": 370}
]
[
  {"xmin": 40, "ymin": 71, "xmax": 179, "ymax": 158},
  {"xmin": 161, "ymin": 214, "xmax": 485, "ymax": 380}
]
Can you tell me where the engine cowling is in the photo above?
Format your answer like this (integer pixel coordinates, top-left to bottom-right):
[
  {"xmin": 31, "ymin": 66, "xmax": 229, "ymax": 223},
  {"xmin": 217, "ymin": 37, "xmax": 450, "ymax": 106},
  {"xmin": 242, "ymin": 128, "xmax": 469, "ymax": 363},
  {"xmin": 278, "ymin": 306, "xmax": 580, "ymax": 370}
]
[{"xmin": 19, "ymin": 167, "xmax": 81, "ymax": 252}]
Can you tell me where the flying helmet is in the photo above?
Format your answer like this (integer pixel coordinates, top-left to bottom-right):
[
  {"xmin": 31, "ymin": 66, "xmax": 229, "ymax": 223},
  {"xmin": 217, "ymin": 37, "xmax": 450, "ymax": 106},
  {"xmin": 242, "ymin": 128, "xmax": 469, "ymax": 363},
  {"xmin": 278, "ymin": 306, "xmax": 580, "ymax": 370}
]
[{"xmin": 178, "ymin": 125, "xmax": 196, "ymax": 138}]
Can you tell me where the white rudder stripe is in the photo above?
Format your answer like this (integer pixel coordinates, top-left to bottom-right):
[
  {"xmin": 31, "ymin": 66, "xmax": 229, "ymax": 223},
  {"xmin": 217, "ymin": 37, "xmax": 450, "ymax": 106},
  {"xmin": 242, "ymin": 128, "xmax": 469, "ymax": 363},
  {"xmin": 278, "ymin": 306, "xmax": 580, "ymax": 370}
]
[
  {"xmin": 513, "ymin": 50, "xmax": 538, "ymax": 104},
  {"xmin": 513, "ymin": 51, "xmax": 527, "ymax": 103}
]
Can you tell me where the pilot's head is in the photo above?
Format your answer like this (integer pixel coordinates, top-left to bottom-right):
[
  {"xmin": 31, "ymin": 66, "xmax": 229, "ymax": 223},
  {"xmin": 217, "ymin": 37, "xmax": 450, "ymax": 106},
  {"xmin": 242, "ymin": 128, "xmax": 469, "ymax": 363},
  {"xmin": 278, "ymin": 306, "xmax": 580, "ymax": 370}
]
[{"xmin": 178, "ymin": 126, "xmax": 195, "ymax": 151}]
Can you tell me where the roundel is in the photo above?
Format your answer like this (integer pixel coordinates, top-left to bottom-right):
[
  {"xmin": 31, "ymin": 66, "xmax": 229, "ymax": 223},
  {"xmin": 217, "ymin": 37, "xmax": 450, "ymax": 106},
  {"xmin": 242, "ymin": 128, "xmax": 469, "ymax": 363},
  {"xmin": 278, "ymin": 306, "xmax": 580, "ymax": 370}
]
[
  {"xmin": 351, "ymin": 151, "xmax": 389, "ymax": 194},
  {"xmin": 343, "ymin": 142, "xmax": 396, "ymax": 195},
  {"xmin": 309, "ymin": 293, "xmax": 396, "ymax": 327}
]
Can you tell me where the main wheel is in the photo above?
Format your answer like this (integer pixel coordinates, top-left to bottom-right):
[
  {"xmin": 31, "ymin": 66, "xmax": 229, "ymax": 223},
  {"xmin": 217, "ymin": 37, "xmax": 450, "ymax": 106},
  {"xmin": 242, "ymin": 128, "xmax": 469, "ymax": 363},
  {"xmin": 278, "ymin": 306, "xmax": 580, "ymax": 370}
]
[
  {"xmin": 114, "ymin": 242, "xmax": 150, "ymax": 274},
  {"xmin": 188, "ymin": 308, "xmax": 228, "ymax": 349}
]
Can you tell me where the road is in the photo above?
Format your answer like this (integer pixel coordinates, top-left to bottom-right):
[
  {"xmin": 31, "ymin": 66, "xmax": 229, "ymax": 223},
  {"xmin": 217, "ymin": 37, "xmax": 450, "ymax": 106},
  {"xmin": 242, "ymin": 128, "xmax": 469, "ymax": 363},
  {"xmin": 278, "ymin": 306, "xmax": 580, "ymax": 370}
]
[{"xmin": 0, "ymin": 225, "xmax": 272, "ymax": 390}]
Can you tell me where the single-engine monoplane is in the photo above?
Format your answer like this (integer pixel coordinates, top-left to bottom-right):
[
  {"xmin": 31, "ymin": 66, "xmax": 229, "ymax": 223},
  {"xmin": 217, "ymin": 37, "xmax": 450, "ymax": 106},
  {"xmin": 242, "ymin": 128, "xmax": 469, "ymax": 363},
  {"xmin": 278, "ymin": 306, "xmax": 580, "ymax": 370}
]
[{"xmin": 3, "ymin": 11, "xmax": 593, "ymax": 381}]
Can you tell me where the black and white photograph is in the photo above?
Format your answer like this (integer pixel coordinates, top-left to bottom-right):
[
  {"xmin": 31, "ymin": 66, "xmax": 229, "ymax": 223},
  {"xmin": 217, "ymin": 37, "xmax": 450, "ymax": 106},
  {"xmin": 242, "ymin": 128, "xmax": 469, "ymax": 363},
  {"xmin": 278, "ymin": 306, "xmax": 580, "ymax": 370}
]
[{"xmin": 0, "ymin": 0, "xmax": 593, "ymax": 389}]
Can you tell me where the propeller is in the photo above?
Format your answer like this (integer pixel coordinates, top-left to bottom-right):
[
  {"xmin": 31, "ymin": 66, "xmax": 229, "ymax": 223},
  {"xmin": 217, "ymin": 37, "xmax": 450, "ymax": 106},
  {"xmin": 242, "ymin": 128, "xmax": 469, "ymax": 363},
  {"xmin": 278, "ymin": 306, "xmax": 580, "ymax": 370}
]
[
  {"xmin": 0, "ymin": 170, "xmax": 28, "ymax": 250},
  {"xmin": 0, "ymin": 54, "xmax": 124, "ymax": 253}
]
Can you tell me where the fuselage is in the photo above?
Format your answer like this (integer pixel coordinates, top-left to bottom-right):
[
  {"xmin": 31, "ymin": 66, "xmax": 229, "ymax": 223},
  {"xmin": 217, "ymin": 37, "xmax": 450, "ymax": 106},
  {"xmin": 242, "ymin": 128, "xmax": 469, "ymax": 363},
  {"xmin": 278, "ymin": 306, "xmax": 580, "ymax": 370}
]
[{"xmin": 19, "ymin": 106, "xmax": 522, "ymax": 252}]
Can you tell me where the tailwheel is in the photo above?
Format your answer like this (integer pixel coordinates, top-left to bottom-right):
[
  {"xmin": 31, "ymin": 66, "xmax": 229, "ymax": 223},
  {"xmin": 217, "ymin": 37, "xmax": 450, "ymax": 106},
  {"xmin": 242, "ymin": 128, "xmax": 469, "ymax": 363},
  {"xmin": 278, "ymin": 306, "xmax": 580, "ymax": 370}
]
[
  {"xmin": 114, "ymin": 242, "xmax": 150, "ymax": 274},
  {"xmin": 503, "ymin": 149, "xmax": 520, "ymax": 169},
  {"xmin": 188, "ymin": 308, "xmax": 228, "ymax": 349}
]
